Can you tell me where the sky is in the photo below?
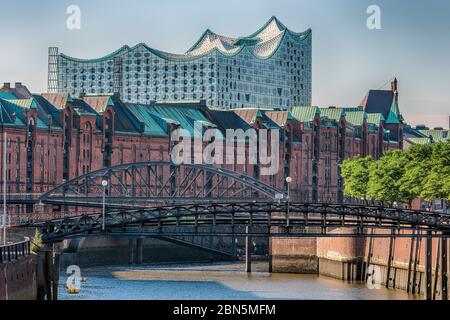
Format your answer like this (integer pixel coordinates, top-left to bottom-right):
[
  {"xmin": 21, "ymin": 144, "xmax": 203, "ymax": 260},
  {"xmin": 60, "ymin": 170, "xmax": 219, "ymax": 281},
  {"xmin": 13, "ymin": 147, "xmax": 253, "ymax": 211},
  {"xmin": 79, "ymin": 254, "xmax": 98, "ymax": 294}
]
[{"xmin": 0, "ymin": 0, "xmax": 449, "ymax": 128}]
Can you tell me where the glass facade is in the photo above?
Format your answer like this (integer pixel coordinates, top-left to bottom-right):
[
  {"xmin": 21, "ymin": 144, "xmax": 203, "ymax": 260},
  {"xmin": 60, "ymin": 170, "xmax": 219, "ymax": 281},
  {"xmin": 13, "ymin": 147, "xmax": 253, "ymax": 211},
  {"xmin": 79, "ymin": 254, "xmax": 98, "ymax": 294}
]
[{"xmin": 51, "ymin": 18, "xmax": 312, "ymax": 110}]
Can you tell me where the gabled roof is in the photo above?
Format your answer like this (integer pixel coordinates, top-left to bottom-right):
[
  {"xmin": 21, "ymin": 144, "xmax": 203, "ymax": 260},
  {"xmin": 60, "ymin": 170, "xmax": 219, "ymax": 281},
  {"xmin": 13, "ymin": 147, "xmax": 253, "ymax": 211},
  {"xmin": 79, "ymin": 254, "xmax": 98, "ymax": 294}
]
[
  {"xmin": 5, "ymin": 98, "xmax": 38, "ymax": 109},
  {"xmin": 345, "ymin": 111, "xmax": 367, "ymax": 127},
  {"xmin": 233, "ymin": 108, "xmax": 280, "ymax": 129},
  {"xmin": 0, "ymin": 98, "xmax": 26, "ymax": 126},
  {"xmin": 407, "ymin": 137, "xmax": 432, "ymax": 145},
  {"xmin": 32, "ymin": 95, "xmax": 64, "ymax": 130},
  {"xmin": 417, "ymin": 129, "xmax": 449, "ymax": 142},
  {"xmin": 110, "ymin": 97, "xmax": 144, "ymax": 134},
  {"xmin": 233, "ymin": 109, "xmax": 264, "ymax": 125},
  {"xmin": 41, "ymin": 93, "xmax": 73, "ymax": 109},
  {"xmin": 206, "ymin": 109, "xmax": 251, "ymax": 131},
  {"xmin": 122, "ymin": 103, "xmax": 169, "ymax": 137},
  {"xmin": 143, "ymin": 101, "xmax": 213, "ymax": 137},
  {"xmin": 318, "ymin": 107, "xmax": 345, "ymax": 122},
  {"xmin": 361, "ymin": 89, "xmax": 403, "ymax": 124},
  {"xmin": 0, "ymin": 92, "xmax": 17, "ymax": 99},
  {"xmin": 83, "ymin": 96, "xmax": 114, "ymax": 113},
  {"xmin": 366, "ymin": 113, "xmax": 385, "ymax": 126},
  {"xmin": 290, "ymin": 106, "xmax": 320, "ymax": 123},
  {"xmin": 264, "ymin": 111, "xmax": 294, "ymax": 127}
]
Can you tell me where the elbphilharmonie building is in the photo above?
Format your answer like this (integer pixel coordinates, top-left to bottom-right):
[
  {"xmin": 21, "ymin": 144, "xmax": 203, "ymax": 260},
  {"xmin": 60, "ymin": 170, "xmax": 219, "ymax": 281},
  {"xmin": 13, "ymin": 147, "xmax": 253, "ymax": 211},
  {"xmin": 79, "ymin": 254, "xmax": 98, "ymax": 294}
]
[{"xmin": 48, "ymin": 17, "xmax": 312, "ymax": 109}]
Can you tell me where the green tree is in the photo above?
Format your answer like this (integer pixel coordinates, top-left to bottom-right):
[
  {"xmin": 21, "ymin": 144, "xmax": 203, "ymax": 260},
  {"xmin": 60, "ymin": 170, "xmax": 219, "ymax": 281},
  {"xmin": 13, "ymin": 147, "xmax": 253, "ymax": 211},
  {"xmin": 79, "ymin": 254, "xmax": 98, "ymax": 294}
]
[
  {"xmin": 397, "ymin": 144, "xmax": 432, "ymax": 207},
  {"xmin": 367, "ymin": 151, "xmax": 408, "ymax": 205},
  {"xmin": 421, "ymin": 142, "xmax": 450, "ymax": 210},
  {"xmin": 341, "ymin": 156, "xmax": 372, "ymax": 200}
]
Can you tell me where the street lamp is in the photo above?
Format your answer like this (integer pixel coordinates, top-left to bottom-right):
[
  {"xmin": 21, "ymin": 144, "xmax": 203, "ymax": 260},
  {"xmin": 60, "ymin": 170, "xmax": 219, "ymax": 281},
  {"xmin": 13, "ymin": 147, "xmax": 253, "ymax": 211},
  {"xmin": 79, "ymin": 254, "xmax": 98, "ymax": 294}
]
[
  {"xmin": 102, "ymin": 180, "xmax": 108, "ymax": 231},
  {"xmin": 286, "ymin": 177, "xmax": 292, "ymax": 227}
]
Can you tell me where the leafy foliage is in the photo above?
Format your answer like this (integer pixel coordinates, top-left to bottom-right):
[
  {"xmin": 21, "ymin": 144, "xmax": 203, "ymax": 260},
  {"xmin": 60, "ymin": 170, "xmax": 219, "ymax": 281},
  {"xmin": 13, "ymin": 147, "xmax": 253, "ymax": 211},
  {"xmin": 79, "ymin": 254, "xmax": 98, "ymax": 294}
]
[{"xmin": 341, "ymin": 141, "xmax": 450, "ymax": 208}]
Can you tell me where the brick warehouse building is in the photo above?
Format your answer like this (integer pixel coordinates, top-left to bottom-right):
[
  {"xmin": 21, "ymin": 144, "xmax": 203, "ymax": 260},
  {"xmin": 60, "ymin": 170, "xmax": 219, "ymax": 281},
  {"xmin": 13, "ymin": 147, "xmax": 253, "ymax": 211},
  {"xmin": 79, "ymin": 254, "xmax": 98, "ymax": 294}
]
[{"xmin": 0, "ymin": 79, "xmax": 408, "ymax": 223}]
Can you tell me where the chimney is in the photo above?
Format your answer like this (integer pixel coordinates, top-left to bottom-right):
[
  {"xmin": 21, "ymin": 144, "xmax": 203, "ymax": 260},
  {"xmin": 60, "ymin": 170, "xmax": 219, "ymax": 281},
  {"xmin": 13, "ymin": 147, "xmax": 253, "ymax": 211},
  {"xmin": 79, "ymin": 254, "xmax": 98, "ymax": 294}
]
[
  {"xmin": 391, "ymin": 78, "xmax": 399, "ymax": 103},
  {"xmin": 15, "ymin": 82, "xmax": 22, "ymax": 88},
  {"xmin": 391, "ymin": 78, "xmax": 398, "ymax": 94},
  {"xmin": 2, "ymin": 82, "xmax": 11, "ymax": 90}
]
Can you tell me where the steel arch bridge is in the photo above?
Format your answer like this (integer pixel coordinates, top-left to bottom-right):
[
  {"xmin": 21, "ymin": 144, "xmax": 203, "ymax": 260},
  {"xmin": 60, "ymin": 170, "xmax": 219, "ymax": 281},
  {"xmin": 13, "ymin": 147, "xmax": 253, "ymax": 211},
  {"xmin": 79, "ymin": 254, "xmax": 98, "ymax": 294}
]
[
  {"xmin": 39, "ymin": 162, "xmax": 285, "ymax": 208},
  {"xmin": 33, "ymin": 201, "xmax": 450, "ymax": 243}
]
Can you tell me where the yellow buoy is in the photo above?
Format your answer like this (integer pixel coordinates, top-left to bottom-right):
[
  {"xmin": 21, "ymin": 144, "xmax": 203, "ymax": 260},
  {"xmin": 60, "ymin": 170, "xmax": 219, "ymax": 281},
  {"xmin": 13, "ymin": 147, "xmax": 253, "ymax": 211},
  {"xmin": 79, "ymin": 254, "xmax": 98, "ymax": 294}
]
[
  {"xmin": 67, "ymin": 285, "xmax": 80, "ymax": 294},
  {"xmin": 80, "ymin": 277, "xmax": 87, "ymax": 283}
]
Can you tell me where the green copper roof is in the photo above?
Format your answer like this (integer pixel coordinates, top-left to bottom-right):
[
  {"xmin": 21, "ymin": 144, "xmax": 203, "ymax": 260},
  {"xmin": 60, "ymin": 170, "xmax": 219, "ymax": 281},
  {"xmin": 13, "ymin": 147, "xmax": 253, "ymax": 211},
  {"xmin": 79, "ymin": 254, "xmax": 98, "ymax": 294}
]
[
  {"xmin": 417, "ymin": 129, "xmax": 450, "ymax": 142},
  {"xmin": 345, "ymin": 111, "xmax": 367, "ymax": 126},
  {"xmin": 290, "ymin": 106, "xmax": 320, "ymax": 123},
  {"xmin": 408, "ymin": 137, "xmax": 432, "ymax": 145},
  {"xmin": 139, "ymin": 102, "xmax": 213, "ymax": 137},
  {"xmin": 318, "ymin": 107, "xmax": 345, "ymax": 121},
  {"xmin": 366, "ymin": 113, "xmax": 385, "ymax": 126},
  {"xmin": 0, "ymin": 98, "xmax": 26, "ymax": 126},
  {"xmin": 385, "ymin": 97, "xmax": 401, "ymax": 124},
  {"xmin": 122, "ymin": 103, "xmax": 169, "ymax": 137},
  {"xmin": 0, "ymin": 92, "xmax": 17, "ymax": 99}
]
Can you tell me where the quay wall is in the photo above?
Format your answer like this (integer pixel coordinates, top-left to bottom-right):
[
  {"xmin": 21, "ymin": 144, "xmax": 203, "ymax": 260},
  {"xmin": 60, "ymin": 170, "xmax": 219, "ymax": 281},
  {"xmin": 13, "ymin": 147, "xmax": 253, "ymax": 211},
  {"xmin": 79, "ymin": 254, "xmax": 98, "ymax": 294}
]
[
  {"xmin": 0, "ymin": 255, "xmax": 37, "ymax": 300},
  {"xmin": 271, "ymin": 229, "xmax": 449, "ymax": 298}
]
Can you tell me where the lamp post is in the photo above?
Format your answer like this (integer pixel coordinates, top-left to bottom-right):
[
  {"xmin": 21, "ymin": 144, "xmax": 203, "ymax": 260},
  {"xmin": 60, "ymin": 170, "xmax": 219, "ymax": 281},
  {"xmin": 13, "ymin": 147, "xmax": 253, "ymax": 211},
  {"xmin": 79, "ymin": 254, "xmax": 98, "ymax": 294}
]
[
  {"xmin": 102, "ymin": 180, "xmax": 108, "ymax": 231},
  {"xmin": 286, "ymin": 176, "xmax": 292, "ymax": 227}
]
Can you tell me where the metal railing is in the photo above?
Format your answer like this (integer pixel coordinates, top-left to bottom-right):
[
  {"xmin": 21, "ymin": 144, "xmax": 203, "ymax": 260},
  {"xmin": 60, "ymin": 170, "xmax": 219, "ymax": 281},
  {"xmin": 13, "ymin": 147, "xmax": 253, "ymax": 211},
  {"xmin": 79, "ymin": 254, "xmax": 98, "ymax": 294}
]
[{"xmin": 0, "ymin": 238, "xmax": 31, "ymax": 264}]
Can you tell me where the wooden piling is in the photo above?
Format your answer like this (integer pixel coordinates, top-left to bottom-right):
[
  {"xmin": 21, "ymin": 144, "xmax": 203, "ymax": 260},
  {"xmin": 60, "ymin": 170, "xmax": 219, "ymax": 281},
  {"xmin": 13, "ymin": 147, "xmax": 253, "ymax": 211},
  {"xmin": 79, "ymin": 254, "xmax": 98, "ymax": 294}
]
[
  {"xmin": 245, "ymin": 226, "xmax": 251, "ymax": 273},
  {"xmin": 425, "ymin": 233, "xmax": 433, "ymax": 300}
]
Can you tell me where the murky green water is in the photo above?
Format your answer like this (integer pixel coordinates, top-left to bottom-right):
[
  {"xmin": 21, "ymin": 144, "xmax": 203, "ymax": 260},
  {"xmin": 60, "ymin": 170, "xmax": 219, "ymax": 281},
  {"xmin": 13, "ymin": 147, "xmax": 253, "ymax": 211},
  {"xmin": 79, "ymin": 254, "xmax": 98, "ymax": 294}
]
[{"xmin": 59, "ymin": 261, "xmax": 419, "ymax": 300}]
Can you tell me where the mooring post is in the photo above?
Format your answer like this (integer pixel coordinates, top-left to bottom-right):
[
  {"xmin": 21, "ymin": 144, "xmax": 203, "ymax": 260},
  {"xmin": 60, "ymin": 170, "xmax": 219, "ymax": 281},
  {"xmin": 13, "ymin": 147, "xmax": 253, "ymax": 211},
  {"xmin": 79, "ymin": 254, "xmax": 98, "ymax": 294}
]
[
  {"xmin": 128, "ymin": 238, "xmax": 136, "ymax": 264},
  {"xmin": 442, "ymin": 234, "xmax": 448, "ymax": 301},
  {"xmin": 407, "ymin": 231, "xmax": 416, "ymax": 293},
  {"xmin": 386, "ymin": 230, "xmax": 396, "ymax": 288},
  {"xmin": 52, "ymin": 251, "xmax": 61, "ymax": 301},
  {"xmin": 412, "ymin": 236, "xmax": 422, "ymax": 294},
  {"xmin": 136, "ymin": 238, "xmax": 143, "ymax": 265},
  {"xmin": 44, "ymin": 250, "xmax": 52, "ymax": 301},
  {"xmin": 268, "ymin": 236, "xmax": 273, "ymax": 273},
  {"xmin": 425, "ymin": 232, "xmax": 433, "ymax": 300},
  {"xmin": 245, "ymin": 226, "xmax": 252, "ymax": 273},
  {"xmin": 433, "ymin": 240, "xmax": 441, "ymax": 300}
]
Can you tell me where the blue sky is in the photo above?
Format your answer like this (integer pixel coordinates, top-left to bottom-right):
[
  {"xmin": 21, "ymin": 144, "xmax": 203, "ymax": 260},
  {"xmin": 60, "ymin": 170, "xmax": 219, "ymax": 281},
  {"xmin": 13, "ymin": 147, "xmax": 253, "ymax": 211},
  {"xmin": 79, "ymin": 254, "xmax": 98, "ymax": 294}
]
[{"xmin": 1, "ymin": 0, "xmax": 449, "ymax": 128}]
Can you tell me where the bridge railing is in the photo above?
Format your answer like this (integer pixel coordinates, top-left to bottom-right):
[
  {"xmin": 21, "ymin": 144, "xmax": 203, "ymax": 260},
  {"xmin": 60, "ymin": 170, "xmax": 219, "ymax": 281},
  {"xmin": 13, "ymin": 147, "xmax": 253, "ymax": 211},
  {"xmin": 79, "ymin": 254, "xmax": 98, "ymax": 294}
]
[{"xmin": 0, "ymin": 238, "xmax": 31, "ymax": 264}]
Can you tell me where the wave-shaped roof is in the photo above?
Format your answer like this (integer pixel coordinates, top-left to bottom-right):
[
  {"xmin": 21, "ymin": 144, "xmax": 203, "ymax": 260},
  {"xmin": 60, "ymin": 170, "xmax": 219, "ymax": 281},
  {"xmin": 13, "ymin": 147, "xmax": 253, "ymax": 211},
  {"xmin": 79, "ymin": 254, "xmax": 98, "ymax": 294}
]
[{"xmin": 60, "ymin": 17, "xmax": 311, "ymax": 63}]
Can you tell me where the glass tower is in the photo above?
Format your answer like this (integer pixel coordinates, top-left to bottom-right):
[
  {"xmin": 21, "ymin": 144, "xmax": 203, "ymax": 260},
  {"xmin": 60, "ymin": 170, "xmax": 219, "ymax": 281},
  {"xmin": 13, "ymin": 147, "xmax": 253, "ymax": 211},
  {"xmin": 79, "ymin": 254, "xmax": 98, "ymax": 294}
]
[{"xmin": 49, "ymin": 17, "xmax": 312, "ymax": 110}]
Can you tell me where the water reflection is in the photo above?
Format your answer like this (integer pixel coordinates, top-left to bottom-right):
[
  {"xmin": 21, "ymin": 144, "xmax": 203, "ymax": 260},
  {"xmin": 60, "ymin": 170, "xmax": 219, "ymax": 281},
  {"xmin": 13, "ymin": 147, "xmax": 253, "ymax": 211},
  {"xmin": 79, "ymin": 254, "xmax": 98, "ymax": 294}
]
[{"xmin": 59, "ymin": 262, "xmax": 419, "ymax": 300}]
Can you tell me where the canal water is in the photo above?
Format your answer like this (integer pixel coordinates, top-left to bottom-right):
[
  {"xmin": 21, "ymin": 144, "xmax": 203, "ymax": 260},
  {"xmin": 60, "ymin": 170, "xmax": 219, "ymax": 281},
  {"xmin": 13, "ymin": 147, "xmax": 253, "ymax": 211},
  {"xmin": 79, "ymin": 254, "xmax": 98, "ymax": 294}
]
[{"xmin": 59, "ymin": 261, "xmax": 419, "ymax": 300}]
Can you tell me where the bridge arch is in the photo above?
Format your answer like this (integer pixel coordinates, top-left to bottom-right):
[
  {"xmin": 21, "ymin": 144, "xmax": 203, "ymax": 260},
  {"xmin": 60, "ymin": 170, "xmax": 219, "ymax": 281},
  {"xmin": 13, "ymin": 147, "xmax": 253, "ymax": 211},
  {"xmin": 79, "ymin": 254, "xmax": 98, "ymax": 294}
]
[{"xmin": 39, "ymin": 162, "xmax": 285, "ymax": 208}]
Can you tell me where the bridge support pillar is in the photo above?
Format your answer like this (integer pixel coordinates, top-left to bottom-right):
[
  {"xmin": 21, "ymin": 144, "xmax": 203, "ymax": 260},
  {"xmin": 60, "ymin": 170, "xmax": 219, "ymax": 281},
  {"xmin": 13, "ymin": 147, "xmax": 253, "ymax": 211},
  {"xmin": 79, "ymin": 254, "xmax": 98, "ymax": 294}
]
[
  {"xmin": 136, "ymin": 238, "xmax": 144, "ymax": 265},
  {"xmin": 425, "ymin": 232, "xmax": 433, "ymax": 300},
  {"xmin": 128, "ymin": 238, "xmax": 137, "ymax": 265},
  {"xmin": 245, "ymin": 226, "xmax": 252, "ymax": 273}
]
